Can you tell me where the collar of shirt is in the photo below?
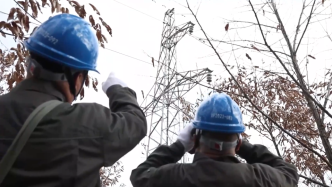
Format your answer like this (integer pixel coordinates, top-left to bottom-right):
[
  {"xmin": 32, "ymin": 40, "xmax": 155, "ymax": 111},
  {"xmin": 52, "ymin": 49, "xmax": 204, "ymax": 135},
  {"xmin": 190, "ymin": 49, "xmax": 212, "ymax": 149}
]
[
  {"xmin": 193, "ymin": 152, "xmax": 241, "ymax": 163},
  {"xmin": 11, "ymin": 77, "xmax": 66, "ymax": 101}
]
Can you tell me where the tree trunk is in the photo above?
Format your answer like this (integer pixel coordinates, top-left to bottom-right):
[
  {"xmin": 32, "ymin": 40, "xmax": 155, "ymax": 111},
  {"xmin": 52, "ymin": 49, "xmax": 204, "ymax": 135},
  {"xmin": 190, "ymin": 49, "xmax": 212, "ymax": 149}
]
[{"xmin": 293, "ymin": 55, "xmax": 332, "ymax": 169}]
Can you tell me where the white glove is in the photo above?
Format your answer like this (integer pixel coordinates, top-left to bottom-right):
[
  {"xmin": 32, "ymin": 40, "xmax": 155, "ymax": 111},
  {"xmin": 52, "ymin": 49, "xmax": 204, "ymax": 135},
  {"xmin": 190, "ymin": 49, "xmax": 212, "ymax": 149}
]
[
  {"xmin": 177, "ymin": 123, "xmax": 195, "ymax": 153},
  {"xmin": 102, "ymin": 72, "xmax": 128, "ymax": 94}
]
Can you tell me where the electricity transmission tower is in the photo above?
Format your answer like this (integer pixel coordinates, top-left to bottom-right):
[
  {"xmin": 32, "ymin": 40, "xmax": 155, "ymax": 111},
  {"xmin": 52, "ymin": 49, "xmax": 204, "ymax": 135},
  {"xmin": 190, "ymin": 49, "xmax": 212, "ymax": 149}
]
[{"xmin": 141, "ymin": 8, "xmax": 212, "ymax": 160}]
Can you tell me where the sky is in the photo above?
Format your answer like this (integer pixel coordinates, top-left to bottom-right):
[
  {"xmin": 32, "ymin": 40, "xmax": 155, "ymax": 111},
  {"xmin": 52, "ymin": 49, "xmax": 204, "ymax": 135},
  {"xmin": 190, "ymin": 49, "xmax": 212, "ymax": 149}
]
[{"xmin": 1, "ymin": 0, "xmax": 332, "ymax": 186}]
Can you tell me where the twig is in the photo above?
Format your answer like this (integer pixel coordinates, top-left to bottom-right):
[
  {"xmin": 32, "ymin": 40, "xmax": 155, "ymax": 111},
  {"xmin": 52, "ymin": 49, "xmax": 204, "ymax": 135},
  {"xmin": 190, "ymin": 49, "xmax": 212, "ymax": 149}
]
[
  {"xmin": 0, "ymin": 30, "xmax": 14, "ymax": 36},
  {"xmin": 295, "ymin": 0, "xmax": 315, "ymax": 53},
  {"xmin": 186, "ymin": 0, "xmax": 332, "ymax": 169},
  {"xmin": 251, "ymin": 0, "xmax": 332, "ymax": 121},
  {"xmin": 299, "ymin": 174, "xmax": 329, "ymax": 187},
  {"xmin": 224, "ymin": 19, "xmax": 278, "ymax": 30},
  {"xmin": 195, "ymin": 37, "xmax": 291, "ymax": 57},
  {"xmin": 270, "ymin": 0, "xmax": 332, "ymax": 166},
  {"xmin": 266, "ymin": 118, "xmax": 329, "ymax": 187},
  {"xmin": 321, "ymin": 76, "xmax": 332, "ymax": 122},
  {"xmin": 292, "ymin": 1, "xmax": 305, "ymax": 52}
]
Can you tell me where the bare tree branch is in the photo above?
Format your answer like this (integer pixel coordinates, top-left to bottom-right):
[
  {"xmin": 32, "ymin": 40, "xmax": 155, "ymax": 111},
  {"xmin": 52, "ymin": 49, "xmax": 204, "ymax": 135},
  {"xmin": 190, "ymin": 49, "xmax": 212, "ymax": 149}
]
[
  {"xmin": 270, "ymin": 0, "xmax": 332, "ymax": 166},
  {"xmin": 295, "ymin": 0, "xmax": 315, "ymax": 53},
  {"xmin": 321, "ymin": 76, "xmax": 332, "ymax": 122},
  {"xmin": 250, "ymin": 0, "xmax": 332, "ymax": 123},
  {"xmin": 186, "ymin": 0, "xmax": 332, "ymax": 169},
  {"xmin": 292, "ymin": 0, "xmax": 306, "ymax": 52}
]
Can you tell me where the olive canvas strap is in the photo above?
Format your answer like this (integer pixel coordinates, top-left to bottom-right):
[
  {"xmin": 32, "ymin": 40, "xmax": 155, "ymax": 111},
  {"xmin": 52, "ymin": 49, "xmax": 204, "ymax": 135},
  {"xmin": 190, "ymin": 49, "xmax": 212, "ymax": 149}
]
[{"xmin": 0, "ymin": 100, "xmax": 63, "ymax": 184}]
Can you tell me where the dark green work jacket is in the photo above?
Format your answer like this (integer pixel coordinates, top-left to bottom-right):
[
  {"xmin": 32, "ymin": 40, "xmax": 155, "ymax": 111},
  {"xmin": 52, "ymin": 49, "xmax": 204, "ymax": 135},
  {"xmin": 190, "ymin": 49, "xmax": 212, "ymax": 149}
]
[
  {"xmin": 0, "ymin": 78, "xmax": 147, "ymax": 187},
  {"xmin": 130, "ymin": 140, "xmax": 299, "ymax": 187}
]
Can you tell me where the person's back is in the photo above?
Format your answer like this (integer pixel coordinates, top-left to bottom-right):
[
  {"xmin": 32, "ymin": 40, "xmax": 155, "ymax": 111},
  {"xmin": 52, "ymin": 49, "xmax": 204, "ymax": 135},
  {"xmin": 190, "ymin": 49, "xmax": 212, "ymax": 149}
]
[
  {"xmin": 0, "ymin": 14, "xmax": 147, "ymax": 187},
  {"xmin": 130, "ymin": 93, "xmax": 299, "ymax": 187}
]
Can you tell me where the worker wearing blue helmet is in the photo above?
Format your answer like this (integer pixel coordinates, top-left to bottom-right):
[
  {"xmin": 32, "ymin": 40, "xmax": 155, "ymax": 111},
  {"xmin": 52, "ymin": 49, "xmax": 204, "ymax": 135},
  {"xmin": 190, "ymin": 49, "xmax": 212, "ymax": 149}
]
[
  {"xmin": 0, "ymin": 14, "xmax": 147, "ymax": 186},
  {"xmin": 130, "ymin": 93, "xmax": 299, "ymax": 187}
]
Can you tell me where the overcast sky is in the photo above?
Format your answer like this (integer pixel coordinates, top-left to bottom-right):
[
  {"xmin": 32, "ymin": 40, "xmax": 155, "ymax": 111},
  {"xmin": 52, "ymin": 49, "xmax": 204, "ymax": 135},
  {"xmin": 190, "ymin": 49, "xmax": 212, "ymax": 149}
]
[{"xmin": 1, "ymin": 0, "xmax": 332, "ymax": 186}]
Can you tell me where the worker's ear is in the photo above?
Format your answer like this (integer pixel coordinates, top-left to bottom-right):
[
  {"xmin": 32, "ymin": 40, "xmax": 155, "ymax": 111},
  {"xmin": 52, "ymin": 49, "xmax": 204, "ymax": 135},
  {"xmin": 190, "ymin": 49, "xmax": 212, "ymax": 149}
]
[
  {"xmin": 235, "ymin": 138, "xmax": 242, "ymax": 152},
  {"xmin": 188, "ymin": 134, "xmax": 196, "ymax": 154},
  {"xmin": 75, "ymin": 73, "xmax": 83, "ymax": 91},
  {"xmin": 188, "ymin": 128, "xmax": 198, "ymax": 154},
  {"xmin": 74, "ymin": 72, "xmax": 88, "ymax": 95}
]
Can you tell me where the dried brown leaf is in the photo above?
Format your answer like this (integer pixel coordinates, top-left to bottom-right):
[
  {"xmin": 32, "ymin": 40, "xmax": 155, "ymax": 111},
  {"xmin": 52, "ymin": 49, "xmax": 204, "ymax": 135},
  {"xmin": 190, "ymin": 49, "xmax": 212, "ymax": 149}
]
[
  {"xmin": 29, "ymin": 0, "xmax": 38, "ymax": 18},
  {"xmin": 80, "ymin": 5, "xmax": 87, "ymax": 18},
  {"xmin": 61, "ymin": 7, "xmax": 66, "ymax": 13},
  {"xmin": 246, "ymin": 53, "xmax": 252, "ymax": 60},
  {"xmin": 225, "ymin": 23, "xmax": 229, "ymax": 31},
  {"xmin": 69, "ymin": 0, "xmax": 81, "ymax": 7},
  {"xmin": 24, "ymin": 0, "xmax": 29, "ymax": 13},
  {"xmin": 101, "ymin": 34, "xmax": 107, "ymax": 43},
  {"xmin": 17, "ymin": 43, "xmax": 22, "ymax": 51},
  {"xmin": 0, "ymin": 21, "xmax": 6, "ymax": 29},
  {"xmin": 17, "ymin": 1, "xmax": 25, "ymax": 6},
  {"xmin": 56, "ymin": 0, "xmax": 61, "ymax": 13},
  {"xmin": 89, "ymin": 15, "xmax": 95, "ymax": 26},
  {"xmin": 251, "ymin": 44, "xmax": 260, "ymax": 52},
  {"xmin": 96, "ymin": 29, "xmax": 102, "ymax": 43},
  {"xmin": 7, "ymin": 23, "xmax": 18, "ymax": 38},
  {"xmin": 308, "ymin": 55, "xmax": 316, "ymax": 59},
  {"xmin": 49, "ymin": 0, "xmax": 55, "ymax": 13},
  {"xmin": 7, "ymin": 8, "xmax": 17, "ymax": 21},
  {"xmin": 23, "ymin": 15, "xmax": 30, "ymax": 32},
  {"xmin": 99, "ymin": 17, "xmax": 112, "ymax": 36},
  {"xmin": 17, "ymin": 10, "xmax": 25, "ymax": 28},
  {"xmin": 41, "ymin": 0, "xmax": 48, "ymax": 7},
  {"xmin": 36, "ymin": 1, "xmax": 42, "ymax": 13},
  {"xmin": 89, "ymin": 3, "xmax": 100, "ymax": 15}
]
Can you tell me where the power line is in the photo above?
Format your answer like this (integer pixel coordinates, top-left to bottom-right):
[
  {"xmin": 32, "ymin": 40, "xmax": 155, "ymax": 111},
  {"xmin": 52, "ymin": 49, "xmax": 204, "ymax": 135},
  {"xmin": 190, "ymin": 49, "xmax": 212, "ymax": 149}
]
[
  {"xmin": 103, "ymin": 47, "xmax": 152, "ymax": 65},
  {"xmin": 0, "ymin": 10, "xmax": 8, "ymax": 15},
  {"xmin": 101, "ymin": 47, "xmax": 220, "ymax": 94},
  {"xmin": 112, "ymin": 0, "xmax": 163, "ymax": 23}
]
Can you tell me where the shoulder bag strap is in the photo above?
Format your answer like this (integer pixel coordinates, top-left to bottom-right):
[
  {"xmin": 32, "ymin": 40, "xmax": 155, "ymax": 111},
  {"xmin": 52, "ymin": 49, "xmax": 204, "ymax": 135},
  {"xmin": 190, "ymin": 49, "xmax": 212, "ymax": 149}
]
[{"xmin": 0, "ymin": 100, "xmax": 63, "ymax": 184}]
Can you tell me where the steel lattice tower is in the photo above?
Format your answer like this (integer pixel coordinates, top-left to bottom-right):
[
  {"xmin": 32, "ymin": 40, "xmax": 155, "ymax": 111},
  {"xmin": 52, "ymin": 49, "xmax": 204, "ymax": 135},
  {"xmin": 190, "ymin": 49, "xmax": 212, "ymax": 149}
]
[{"xmin": 141, "ymin": 8, "xmax": 212, "ymax": 160}]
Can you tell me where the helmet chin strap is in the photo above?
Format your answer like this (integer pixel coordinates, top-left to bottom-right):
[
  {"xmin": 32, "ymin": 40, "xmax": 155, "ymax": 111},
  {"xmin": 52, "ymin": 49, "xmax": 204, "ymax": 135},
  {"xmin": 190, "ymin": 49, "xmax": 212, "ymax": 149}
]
[{"xmin": 27, "ymin": 57, "xmax": 87, "ymax": 101}]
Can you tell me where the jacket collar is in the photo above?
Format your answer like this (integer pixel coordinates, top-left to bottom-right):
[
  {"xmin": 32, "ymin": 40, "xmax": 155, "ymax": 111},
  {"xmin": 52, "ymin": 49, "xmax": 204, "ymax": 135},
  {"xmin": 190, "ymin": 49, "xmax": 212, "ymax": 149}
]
[
  {"xmin": 10, "ymin": 78, "xmax": 66, "ymax": 101},
  {"xmin": 193, "ymin": 152, "xmax": 241, "ymax": 163}
]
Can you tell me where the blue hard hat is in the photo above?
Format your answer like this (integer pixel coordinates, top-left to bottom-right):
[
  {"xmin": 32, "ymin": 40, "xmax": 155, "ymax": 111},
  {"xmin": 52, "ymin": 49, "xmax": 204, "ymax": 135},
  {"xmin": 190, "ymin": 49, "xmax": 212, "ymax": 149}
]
[
  {"xmin": 24, "ymin": 14, "xmax": 99, "ymax": 72},
  {"xmin": 193, "ymin": 93, "xmax": 245, "ymax": 133}
]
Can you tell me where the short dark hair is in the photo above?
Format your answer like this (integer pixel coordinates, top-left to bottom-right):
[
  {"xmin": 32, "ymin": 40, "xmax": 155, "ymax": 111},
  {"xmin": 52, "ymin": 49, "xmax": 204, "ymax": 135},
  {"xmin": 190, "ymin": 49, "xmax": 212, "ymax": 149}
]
[
  {"xmin": 30, "ymin": 53, "xmax": 65, "ymax": 73},
  {"xmin": 201, "ymin": 131, "xmax": 238, "ymax": 142}
]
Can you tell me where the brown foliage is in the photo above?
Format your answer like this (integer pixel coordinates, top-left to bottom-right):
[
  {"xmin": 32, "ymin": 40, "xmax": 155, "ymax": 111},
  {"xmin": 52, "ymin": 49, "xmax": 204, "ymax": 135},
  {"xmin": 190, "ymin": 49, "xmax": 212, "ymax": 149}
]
[
  {"xmin": 215, "ymin": 68, "xmax": 331, "ymax": 181},
  {"xmin": 99, "ymin": 161, "xmax": 124, "ymax": 187},
  {"xmin": 185, "ymin": 0, "xmax": 332, "ymax": 185}
]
